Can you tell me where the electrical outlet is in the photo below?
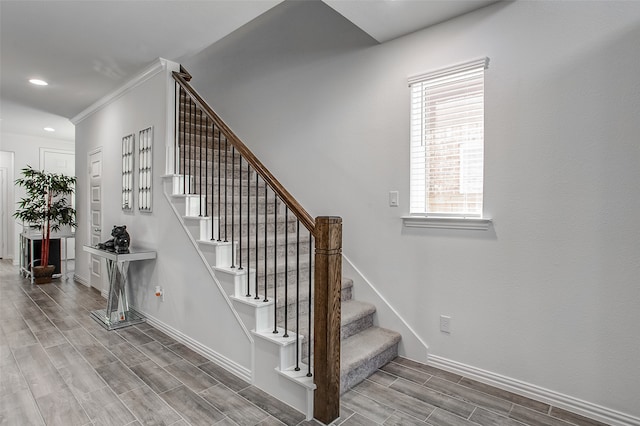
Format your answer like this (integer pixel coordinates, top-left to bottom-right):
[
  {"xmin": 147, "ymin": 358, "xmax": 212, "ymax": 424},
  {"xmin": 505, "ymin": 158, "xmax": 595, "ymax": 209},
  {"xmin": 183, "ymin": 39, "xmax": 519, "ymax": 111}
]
[
  {"xmin": 440, "ymin": 315, "xmax": 451, "ymax": 333},
  {"xmin": 155, "ymin": 286, "xmax": 164, "ymax": 302}
]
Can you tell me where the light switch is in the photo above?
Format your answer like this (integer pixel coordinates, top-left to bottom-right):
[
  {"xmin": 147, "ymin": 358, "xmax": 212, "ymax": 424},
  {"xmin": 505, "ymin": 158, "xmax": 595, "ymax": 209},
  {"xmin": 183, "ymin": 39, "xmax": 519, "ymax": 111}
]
[{"xmin": 389, "ymin": 191, "xmax": 399, "ymax": 207}]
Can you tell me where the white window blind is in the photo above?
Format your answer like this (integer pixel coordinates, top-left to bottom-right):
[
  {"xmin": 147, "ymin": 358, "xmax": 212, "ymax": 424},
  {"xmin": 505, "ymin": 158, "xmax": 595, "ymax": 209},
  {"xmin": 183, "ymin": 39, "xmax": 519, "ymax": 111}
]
[{"xmin": 409, "ymin": 58, "xmax": 488, "ymax": 217}]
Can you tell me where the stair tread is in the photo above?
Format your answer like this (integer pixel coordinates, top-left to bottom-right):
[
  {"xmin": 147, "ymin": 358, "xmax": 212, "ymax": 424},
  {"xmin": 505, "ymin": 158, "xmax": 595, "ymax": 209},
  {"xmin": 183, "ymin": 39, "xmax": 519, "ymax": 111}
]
[
  {"xmin": 341, "ymin": 300, "xmax": 376, "ymax": 326},
  {"xmin": 271, "ymin": 276, "xmax": 352, "ymax": 298},
  {"xmin": 340, "ymin": 327, "xmax": 401, "ymax": 373}
]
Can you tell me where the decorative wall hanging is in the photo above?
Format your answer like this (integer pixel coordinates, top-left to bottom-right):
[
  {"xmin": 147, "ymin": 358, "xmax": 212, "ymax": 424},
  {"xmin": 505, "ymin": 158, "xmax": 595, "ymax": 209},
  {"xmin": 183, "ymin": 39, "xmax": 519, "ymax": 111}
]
[
  {"xmin": 122, "ymin": 134, "xmax": 134, "ymax": 211},
  {"xmin": 138, "ymin": 126, "xmax": 153, "ymax": 212}
]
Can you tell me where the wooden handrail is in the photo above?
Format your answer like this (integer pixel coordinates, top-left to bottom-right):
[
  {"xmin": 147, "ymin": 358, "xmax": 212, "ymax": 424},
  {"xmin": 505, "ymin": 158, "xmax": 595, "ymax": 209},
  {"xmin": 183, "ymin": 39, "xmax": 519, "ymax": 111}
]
[
  {"xmin": 172, "ymin": 69, "xmax": 316, "ymax": 234},
  {"xmin": 173, "ymin": 68, "xmax": 341, "ymax": 424}
]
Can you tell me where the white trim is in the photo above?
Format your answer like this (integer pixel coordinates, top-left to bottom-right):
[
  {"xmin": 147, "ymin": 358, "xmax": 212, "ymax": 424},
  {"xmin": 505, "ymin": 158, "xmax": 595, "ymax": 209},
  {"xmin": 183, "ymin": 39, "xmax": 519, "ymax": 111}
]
[
  {"xmin": 162, "ymin": 181, "xmax": 253, "ymax": 344},
  {"xmin": 71, "ymin": 58, "xmax": 175, "ymax": 125},
  {"xmin": 39, "ymin": 148, "xmax": 74, "ymax": 172},
  {"xmin": 342, "ymin": 254, "xmax": 429, "ymax": 359},
  {"xmin": 408, "ymin": 57, "xmax": 489, "ymax": 86},
  {"xmin": 402, "ymin": 216, "xmax": 492, "ymax": 230},
  {"xmin": 73, "ymin": 273, "xmax": 89, "ymax": 287},
  {"xmin": 141, "ymin": 311, "xmax": 252, "ymax": 383},
  {"xmin": 428, "ymin": 355, "xmax": 640, "ymax": 426}
]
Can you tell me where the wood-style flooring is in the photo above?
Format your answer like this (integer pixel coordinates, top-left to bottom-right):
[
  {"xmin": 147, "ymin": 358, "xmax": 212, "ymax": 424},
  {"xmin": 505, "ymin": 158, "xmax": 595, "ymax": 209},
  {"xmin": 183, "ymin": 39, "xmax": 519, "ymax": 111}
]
[{"xmin": 0, "ymin": 260, "xmax": 608, "ymax": 426}]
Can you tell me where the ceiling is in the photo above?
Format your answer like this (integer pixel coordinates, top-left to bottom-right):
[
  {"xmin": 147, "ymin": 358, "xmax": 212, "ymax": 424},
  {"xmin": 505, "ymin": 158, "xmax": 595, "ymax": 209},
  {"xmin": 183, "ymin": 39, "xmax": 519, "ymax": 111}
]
[{"xmin": 0, "ymin": 0, "xmax": 496, "ymax": 143}]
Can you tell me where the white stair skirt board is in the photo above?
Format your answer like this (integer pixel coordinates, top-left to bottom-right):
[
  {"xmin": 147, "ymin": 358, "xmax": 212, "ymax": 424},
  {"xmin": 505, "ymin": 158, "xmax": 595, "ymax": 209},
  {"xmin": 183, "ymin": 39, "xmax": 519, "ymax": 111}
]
[
  {"xmin": 161, "ymin": 177, "xmax": 252, "ymax": 345},
  {"xmin": 428, "ymin": 355, "xmax": 640, "ymax": 426},
  {"xmin": 162, "ymin": 174, "xmax": 315, "ymax": 420},
  {"xmin": 253, "ymin": 329, "xmax": 315, "ymax": 420}
]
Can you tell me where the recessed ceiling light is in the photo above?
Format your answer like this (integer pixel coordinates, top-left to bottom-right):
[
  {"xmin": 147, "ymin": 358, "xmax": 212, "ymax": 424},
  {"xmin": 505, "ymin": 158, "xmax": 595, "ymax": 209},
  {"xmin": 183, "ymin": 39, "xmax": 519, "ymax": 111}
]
[
  {"xmin": 44, "ymin": 127, "xmax": 55, "ymax": 132},
  {"xmin": 29, "ymin": 79, "xmax": 48, "ymax": 86}
]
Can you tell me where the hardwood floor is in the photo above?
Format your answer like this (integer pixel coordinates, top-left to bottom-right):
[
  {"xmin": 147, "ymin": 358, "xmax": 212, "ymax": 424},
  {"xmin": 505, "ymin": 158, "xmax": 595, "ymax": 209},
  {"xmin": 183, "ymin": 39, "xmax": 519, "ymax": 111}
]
[{"xmin": 0, "ymin": 260, "xmax": 608, "ymax": 426}]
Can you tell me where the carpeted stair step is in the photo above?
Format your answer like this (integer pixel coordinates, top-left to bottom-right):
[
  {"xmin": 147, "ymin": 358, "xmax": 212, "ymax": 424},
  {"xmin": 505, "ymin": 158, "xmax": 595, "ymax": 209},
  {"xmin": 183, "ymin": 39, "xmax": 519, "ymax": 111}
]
[
  {"xmin": 274, "ymin": 278, "xmax": 355, "ymax": 326},
  {"xmin": 340, "ymin": 326, "xmax": 401, "ymax": 393},
  {"xmin": 340, "ymin": 300, "xmax": 376, "ymax": 340},
  {"xmin": 298, "ymin": 298, "xmax": 376, "ymax": 360}
]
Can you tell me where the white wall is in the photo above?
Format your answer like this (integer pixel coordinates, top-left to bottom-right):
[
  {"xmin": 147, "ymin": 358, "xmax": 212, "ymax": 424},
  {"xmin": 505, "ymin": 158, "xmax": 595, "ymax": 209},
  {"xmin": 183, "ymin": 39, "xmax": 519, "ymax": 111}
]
[
  {"xmin": 73, "ymin": 61, "xmax": 252, "ymax": 374},
  {"xmin": 184, "ymin": 1, "xmax": 640, "ymax": 419},
  {"xmin": 0, "ymin": 133, "xmax": 74, "ymax": 262}
]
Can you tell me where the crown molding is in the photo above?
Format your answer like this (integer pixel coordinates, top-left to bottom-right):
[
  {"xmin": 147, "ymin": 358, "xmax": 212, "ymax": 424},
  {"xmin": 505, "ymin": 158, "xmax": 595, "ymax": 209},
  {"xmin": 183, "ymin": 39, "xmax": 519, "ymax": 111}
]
[{"xmin": 71, "ymin": 58, "xmax": 177, "ymax": 125}]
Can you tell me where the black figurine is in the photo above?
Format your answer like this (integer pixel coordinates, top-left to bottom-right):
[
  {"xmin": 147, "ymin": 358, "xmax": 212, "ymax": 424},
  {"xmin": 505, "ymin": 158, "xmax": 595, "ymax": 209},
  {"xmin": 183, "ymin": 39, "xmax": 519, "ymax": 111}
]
[{"xmin": 97, "ymin": 225, "xmax": 130, "ymax": 253}]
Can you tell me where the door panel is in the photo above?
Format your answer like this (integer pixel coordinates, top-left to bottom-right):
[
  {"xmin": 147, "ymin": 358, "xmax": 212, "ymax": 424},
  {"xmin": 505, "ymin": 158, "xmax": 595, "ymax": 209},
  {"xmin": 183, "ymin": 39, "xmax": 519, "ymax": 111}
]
[{"xmin": 89, "ymin": 150, "xmax": 103, "ymax": 291}]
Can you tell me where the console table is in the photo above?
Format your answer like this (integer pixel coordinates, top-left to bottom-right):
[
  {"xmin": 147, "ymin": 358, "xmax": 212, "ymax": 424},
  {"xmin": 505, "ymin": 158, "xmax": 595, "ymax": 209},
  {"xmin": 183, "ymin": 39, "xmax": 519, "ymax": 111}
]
[{"xmin": 83, "ymin": 245, "xmax": 156, "ymax": 330}]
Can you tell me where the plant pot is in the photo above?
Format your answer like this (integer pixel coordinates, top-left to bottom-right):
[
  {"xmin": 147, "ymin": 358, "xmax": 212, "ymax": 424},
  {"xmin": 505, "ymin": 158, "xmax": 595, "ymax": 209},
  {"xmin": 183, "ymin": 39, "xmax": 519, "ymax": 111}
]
[{"xmin": 33, "ymin": 265, "xmax": 55, "ymax": 284}]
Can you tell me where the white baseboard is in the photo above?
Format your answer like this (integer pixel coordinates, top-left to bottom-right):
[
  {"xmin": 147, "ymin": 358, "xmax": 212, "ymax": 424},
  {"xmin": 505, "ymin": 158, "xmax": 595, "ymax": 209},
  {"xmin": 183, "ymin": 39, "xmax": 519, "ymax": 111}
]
[
  {"xmin": 141, "ymin": 310, "xmax": 252, "ymax": 383},
  {"xmin": 428, "ymin": 354, "xmax": 640, "ymax": 426},
  {"xmin": 73, "ymin": 273, "xmax": 89, "ymax": 287}
]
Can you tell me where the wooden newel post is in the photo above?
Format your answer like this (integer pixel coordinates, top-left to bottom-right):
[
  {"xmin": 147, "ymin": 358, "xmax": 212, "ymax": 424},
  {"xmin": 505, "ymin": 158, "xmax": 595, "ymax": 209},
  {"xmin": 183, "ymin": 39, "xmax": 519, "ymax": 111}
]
[{"xmin": 313, "ymin": 216, "xmax": 342, "ymax": 424}]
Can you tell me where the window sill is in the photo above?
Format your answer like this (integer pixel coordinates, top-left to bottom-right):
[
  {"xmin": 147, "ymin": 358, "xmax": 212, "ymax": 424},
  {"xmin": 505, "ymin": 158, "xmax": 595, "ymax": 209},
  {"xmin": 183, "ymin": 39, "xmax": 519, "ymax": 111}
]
[{"xmin": 402, "ymin": 216, "xmax": 492, "ymax": 230}]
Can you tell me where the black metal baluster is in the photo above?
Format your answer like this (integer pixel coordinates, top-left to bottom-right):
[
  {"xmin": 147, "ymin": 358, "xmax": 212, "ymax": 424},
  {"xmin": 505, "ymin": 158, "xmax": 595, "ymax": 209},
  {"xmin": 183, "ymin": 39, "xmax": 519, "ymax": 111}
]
[
  {"xmin": 283, "ymin": 208, "xmax": 289, "ymax": 338},
  {"xmin": 273, "ymin": 196, "xmax": 278, "ymax": 334},
  {"xmin": 188, "ymin": 99, "xmax": 193, "ymax": 194},
  {"xmin": 307, "ymin": 231, "xmax": 312, "ymax": 377},
  {"xmin": 231, "ymin": 146, "xmax": 235, "ymax": 268},
  {"xmin": 174, "ymin": 83, "xmax": 178, "ymax": 176},
  {"xmin": 198, "ymin": 109, "xmax": 203, "ymax": 217},
  {"xmin": 204, "ymin": 116, "xmax": 209, "ymax": 218},
  {"xmin": 263, "ymin": 183, "xmax": 268, "ymax": 303},
  {"xmin": 295, "ymin": 220, "xmax": 300, "ymax": 371},
  {"xmin": 254, "ymin": 172, "xmax": 259, "ymax": 300},
  {"xmin": 245, "ymin": 163, "xmax": 251, "ymax": 297},
  {"xmin": 224, "ymin": 137, "xmax": 228, "ymax": 243},
  {"xmin": 211, "ymin": 124, "xmax": 217, "ymax": 241},
  {"xmin": 182, "ymin": 96, "xmax": 186, "ymax": 193},
  {"xmin": 217, "ymin": 127, "xmax": 221, "ymax": 241},
  {"xmin": 238, "ymin": 153, "xmax": 242, "ymax": 271},
  {"xmin": 181, "ymin": 91, "xmax": 186, "ymax": 194}
]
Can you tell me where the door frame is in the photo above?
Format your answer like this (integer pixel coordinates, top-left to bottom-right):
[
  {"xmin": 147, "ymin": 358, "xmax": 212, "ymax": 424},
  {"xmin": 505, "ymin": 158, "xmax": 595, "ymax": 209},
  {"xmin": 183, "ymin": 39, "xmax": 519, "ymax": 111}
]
[{"xmin": 0, "ymin": 167, "xmax": 8, "ymax": 259}]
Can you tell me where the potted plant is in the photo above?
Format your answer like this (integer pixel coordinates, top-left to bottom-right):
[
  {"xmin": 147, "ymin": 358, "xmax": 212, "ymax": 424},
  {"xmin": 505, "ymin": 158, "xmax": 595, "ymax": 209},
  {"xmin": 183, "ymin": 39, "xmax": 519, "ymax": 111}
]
[{"xmin": 14, "ymin": 166, "xmax": 76, "ymax": 284}]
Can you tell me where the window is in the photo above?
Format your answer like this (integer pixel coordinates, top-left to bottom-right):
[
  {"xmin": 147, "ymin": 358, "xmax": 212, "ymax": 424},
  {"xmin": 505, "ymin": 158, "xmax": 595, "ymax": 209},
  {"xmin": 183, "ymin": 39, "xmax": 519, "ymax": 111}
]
[{"xmin": 409, "ymin": 58, "xmax": 488, "ymax": 218}]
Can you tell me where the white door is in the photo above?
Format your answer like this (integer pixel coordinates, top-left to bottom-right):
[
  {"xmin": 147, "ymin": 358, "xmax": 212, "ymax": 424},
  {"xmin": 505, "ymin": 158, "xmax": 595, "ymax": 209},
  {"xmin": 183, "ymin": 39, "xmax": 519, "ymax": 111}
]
[
  {"xmin": 40, "ymin": 148, "xmax": 76, "ymax": 259},
  {"xmin": 88, "ymin": 149, "xmax": 103, "ymax": 291},
  {"xmin": 0, "ymin": 168, "xmax": 7, "ymax": 258}
]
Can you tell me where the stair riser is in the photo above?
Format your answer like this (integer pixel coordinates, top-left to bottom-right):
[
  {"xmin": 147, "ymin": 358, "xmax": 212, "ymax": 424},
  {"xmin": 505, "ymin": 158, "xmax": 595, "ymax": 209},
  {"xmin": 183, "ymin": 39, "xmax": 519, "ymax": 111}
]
[
  {"xmin": 178, "ymin": 181, "xmax": 276, "ymax": 198},
  {"xmin": 341, "ymin": 344, "xmax": 398, "ymax": 394},
  {"xmin": 200, "ymin": 200, "xmax": 281, "ymax": 217},
  {"xmin": 252, "ymin": 267, "xmax": 312, "ymax": 290},
  {"xmin": 237, "ymin": 241, "xmax": 311, "ymax": 263},
  {"xmin": 216, "ymin": 220, "xmax": 303, "ymax": 238},
  {"xmin": 341, "ymin": 315, "xmax": 374, "ymax": 341},
  {"xmin": 178, "ymin": 146, "xmax": 245, "ymax": 162},
  {"xmin": 297, "ymin": 309, "xmax": 377, "ymax": 363},
  {"xmin": 179, "ymin": 166, "xmax": 250, "ymax": 181}
]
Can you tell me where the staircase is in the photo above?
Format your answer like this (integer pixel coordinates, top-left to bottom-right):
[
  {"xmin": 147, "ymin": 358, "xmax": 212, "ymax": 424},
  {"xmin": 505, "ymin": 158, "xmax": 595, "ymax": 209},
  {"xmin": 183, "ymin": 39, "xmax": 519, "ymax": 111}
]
[{"xmin": 166, "ymin": 68, "xmax": 401, "ymax": 421}]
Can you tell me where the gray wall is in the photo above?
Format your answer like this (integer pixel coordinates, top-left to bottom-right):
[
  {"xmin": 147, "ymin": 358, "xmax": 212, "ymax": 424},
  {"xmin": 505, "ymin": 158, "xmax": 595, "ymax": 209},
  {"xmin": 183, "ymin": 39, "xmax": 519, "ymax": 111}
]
[
  {"xmin": 73, "ymin": 62, "xmax": 252, "ymax": 375},
  {"xmin": 184, "ymin": 1, "xmax": 640, "ymax": 417}
]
